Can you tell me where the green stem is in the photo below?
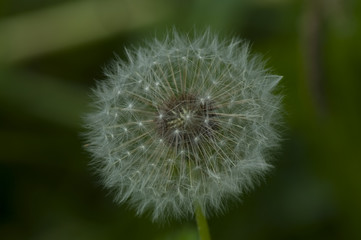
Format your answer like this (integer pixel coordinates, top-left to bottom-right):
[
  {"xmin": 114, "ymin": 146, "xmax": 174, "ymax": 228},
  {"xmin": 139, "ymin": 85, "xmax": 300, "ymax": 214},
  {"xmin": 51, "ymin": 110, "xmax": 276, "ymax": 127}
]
[{"xmin": 195, "ymin": 205, "xmax": 211, "ymax": 240}]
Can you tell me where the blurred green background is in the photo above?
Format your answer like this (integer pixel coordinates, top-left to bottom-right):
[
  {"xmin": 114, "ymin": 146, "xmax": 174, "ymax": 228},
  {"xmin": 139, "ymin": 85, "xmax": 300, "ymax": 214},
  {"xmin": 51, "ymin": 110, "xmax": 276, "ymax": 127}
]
[{"xmin": 1, "ymin": 0, "xmax": 361, "ymax": 239}]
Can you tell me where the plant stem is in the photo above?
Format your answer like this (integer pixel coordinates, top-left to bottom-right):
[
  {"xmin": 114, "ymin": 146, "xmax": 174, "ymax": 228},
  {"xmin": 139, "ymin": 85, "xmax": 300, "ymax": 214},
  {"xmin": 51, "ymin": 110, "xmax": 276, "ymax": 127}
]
[{"xmin": 195, "ymin": 205, "xmax": 211, "ymax": 240}]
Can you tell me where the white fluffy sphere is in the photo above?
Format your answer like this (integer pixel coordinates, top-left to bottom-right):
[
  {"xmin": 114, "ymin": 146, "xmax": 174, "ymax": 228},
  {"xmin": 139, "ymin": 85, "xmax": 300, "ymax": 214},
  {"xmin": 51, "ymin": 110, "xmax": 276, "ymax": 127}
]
[{"xmin": 84, "ymin": 30, "xmax": 282, "ymax": 221}]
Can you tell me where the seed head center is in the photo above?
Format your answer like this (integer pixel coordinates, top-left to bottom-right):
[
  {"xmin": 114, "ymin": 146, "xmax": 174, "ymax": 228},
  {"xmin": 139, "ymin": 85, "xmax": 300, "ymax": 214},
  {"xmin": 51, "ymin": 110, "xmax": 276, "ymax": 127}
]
[
  {"xmin": 155, "ymin": 93, "xmax": 218, "ymax": 147},
  {"xmin": 168, "ymin": 108, "xmax": 194, "ymax": 129}
]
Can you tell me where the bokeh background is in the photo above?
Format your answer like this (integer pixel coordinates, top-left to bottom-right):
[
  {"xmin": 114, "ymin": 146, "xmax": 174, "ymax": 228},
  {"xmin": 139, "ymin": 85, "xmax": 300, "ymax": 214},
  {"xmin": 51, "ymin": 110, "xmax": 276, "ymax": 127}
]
[{"xmin": 1, "ymin": 0, "xmax": 360, "ymax": 239}]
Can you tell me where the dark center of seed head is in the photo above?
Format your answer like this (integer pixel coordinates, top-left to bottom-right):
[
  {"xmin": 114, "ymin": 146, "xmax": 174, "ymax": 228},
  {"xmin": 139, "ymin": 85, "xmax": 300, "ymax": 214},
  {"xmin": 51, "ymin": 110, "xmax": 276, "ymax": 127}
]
[{"xmin": 155, "ymin": 93, "xmax": 217, "ymax": 147}]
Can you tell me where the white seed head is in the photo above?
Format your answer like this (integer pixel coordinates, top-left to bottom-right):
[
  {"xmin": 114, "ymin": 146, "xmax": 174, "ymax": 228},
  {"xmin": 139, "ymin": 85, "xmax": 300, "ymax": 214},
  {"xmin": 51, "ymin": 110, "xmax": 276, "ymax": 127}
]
[{"xmin": 84, "ymin": 30, "xmax": 282, "ymax": 221}]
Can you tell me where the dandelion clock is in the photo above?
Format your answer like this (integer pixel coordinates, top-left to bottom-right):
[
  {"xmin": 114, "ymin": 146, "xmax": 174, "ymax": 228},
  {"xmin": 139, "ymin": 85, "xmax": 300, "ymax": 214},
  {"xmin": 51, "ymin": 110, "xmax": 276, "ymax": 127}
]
[{"xmin": 84, "ymin": 30, "xmax": 282, "ymax": 240}]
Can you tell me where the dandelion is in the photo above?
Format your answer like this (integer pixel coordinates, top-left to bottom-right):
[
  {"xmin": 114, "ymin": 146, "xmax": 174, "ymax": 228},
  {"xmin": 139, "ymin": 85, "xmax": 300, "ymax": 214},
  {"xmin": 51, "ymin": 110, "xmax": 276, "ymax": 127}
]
[{"xmin": 84, "ymin": 30, "xmax": 282, "ymax": 238}]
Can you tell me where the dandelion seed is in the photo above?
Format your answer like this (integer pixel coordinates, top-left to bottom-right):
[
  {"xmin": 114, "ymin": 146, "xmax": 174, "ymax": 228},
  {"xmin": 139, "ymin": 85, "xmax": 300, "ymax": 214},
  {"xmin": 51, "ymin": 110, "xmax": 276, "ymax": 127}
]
[{"xmin": 83, "ymin": 30, "xmax": 282, "ymax": 222}]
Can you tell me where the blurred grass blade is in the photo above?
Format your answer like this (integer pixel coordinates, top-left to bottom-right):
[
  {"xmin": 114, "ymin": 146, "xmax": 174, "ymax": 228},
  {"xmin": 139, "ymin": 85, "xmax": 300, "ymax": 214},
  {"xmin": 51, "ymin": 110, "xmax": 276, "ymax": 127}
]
[
  {"xmin": 0, "ymin": 0, "xmax": 173, "ymax": 63},
  {"xmin": 0, "ymin": 69, "xmax": 88, "ymax": 129}
]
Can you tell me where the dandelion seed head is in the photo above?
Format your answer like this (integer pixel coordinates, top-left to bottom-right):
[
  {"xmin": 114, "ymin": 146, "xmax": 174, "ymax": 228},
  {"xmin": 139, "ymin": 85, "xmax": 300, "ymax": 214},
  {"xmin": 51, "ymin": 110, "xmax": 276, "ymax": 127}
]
[{"xmin": 84, "ymin": 30, "xmax": 282, "ymax": 221}]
